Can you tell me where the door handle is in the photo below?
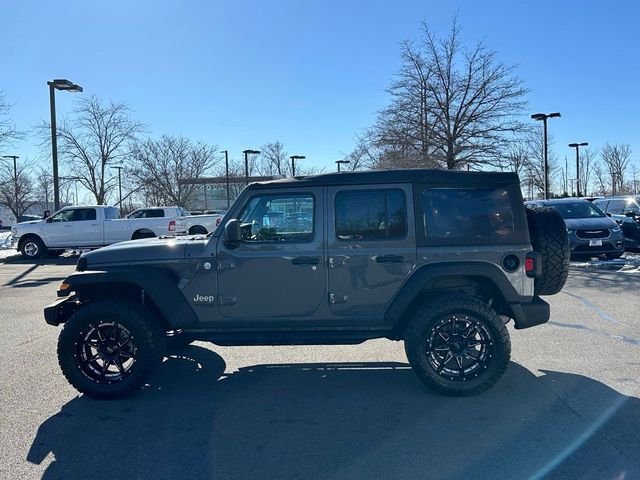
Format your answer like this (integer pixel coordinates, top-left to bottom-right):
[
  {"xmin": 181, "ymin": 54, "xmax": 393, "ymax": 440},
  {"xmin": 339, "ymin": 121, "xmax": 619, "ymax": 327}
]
[
  {"xmin": 375, "ymin": 255, "xmax": 404, "ymax": 263},
  {"xmin": 292, "ymin": 257, "xmax": 320, "ymax": 265}
]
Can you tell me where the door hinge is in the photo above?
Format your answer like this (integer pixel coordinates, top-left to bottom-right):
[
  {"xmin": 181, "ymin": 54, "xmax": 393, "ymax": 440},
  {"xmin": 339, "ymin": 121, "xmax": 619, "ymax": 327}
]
[
  {"xmin": 328, "ymin": 256, "xmax": 348, "ymax": 268},
  {"xmin": 329, "ymin": 293, "xmax": 348, "ymax": 304}
]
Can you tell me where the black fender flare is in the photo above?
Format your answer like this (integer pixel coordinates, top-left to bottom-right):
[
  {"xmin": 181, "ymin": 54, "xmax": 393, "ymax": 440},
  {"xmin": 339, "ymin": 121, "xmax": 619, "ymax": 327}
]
[
  {"xmin": 384, "ymin": 261, "xmax": 524, "ymax": 326},
  {"xmin": 58, "ymin": 268, "xmax": 199, "ymax": 328}
]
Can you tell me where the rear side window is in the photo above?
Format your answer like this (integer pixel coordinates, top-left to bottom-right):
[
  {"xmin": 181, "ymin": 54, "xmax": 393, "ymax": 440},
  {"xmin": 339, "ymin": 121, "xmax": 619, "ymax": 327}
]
[
  {"xmin": 146, "ymin": 209, "xmax": 165, "ymax": 218},
  {"xmin": 72, "ymin": 208, "xmax": 97, "ymax": 221},
  {"xmin": 104, "ymin": 208, "xmax": 120, "ymax": 220},
  {"xmin": 335, "ymin": 189, "xmax": 406, "ymax": 240},
  {"xmin": 593, "ymin": 200, "xmax": 608, "ymax": 212},
  {"xmin": 422, "ymin": 187, "xmax": 514, "ymax": 241}
]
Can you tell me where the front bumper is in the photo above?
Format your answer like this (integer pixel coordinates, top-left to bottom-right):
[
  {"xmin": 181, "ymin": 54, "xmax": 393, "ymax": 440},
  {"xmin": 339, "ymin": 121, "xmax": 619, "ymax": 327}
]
[
  {"xmin": 511, "ymin": 296, "xmax": 550, "ymax": 330},
  {"xmin": 568, "ymin": 233, "xmax": 624, "ymax": 256},
  {"xmin": 44, "ymin": 295, "xmax": 77, "ymax": 326}
]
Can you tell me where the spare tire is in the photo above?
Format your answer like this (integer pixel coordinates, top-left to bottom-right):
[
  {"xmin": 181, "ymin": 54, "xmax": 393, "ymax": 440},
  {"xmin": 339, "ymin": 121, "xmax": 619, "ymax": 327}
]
[{"xmin": 526, "ymin": 206, "xmax": 570, "ymax": 295}]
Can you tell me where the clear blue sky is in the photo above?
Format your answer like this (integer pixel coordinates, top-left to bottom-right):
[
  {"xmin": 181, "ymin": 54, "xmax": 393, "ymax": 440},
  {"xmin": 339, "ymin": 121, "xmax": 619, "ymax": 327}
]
[{"xmin": 1, "ymin": 0, "xmax": 639, "ymax": 178}]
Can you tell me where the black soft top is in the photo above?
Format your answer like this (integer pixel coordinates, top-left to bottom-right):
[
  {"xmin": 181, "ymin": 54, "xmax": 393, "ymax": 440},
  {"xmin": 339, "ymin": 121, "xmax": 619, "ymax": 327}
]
[{"xmin": 249, "ymin": 168, "xmax": 520, "ymax": 189}]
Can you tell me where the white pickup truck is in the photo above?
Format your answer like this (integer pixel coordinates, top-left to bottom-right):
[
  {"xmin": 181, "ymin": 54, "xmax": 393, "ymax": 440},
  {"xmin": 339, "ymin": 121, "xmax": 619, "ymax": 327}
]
[
  {"xmin": 174, "ymin": 210, "xmax": 226, "ymax": 235},
  {"xmin": 11, "ymin": 205, "xmax": 184, "ymax": 259}
]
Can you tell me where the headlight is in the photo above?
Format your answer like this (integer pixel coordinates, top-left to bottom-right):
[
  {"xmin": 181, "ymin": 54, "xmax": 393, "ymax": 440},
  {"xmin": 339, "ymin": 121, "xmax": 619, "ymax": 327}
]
[{"xmin": 611, "ymin": 225, "xmax": 621, "ymax": 232}]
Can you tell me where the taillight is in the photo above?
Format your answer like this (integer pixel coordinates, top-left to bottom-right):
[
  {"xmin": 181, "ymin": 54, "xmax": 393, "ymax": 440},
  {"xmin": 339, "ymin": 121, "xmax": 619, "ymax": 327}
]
[
  {"xmin": 169, "ymin": 220, "xmax": 176, "ymax": 231},
  {"xmin": 525, "ymin": 252, "xmax": 540, "ymax": 278}
]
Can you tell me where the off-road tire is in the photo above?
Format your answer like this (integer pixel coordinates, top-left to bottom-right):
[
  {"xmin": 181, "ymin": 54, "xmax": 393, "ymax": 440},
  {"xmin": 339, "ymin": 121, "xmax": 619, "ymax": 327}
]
[
  {"xmin": 19, "ymin": 235, "xmax": 47, "ymax": 259},
  {"xmin": 57, "ymin": 300, "xmax": 166, "ymax": 399},
  {"xmin": 526, "ymin": 206, "xmax": 570, "ymax": 295},
  {"xmin": 404, "ymin": 295, "xmax": 511, "ymax": 396}
]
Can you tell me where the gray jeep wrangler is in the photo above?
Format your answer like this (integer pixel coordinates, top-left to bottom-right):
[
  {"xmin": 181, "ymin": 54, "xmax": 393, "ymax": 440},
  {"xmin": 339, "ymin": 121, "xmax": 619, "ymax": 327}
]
[{"xmin": 44, "ymin": 169, "xmax": 569, "ymax": 399}]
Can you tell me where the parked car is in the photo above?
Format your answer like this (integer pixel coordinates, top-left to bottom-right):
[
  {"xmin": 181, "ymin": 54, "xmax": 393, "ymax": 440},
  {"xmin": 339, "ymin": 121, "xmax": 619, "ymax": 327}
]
[
  {"xmin": 126, "ymin": 206, "xmax": 188, "ymax": 220},
  {"xmin": 527, "ymin": 198, "xmax": 624, "ymax": 259},
  {"xmin": 593, "ymin": 196, "xmax": 640, "ymax": 250},
  {"xmin": 11, "ymin": 205, "xmax": 180, "ymax": 259}
]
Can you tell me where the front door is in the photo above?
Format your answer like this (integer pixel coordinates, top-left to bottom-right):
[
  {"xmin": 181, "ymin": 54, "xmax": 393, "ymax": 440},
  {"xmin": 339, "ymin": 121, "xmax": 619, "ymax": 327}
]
[
  {"xmin": 327, "ymin": 184, "xmax": 416, "ymax": 317},
  {"xmin": 216, "ymin": 188, "xmax": 325, "ymax": 327},
  {"xmin": 44, "ymin": 209, "xmax": 75, "ymax": 247}
]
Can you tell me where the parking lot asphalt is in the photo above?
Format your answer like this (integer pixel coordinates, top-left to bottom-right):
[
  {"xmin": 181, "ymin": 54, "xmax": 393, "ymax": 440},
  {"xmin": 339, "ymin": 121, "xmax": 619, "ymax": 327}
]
[{"xmin": 0, "ymin": 254, "xmax": 639, "ymax": 480}]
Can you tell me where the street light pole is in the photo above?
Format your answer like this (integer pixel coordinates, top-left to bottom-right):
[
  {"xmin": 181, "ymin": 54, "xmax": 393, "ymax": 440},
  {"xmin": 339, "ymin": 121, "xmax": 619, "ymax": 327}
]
[
  {"xmin": 48, "ymin": 79, "xmax": 83, "ymax": 211},
  {"xmin": 1, "ymin": 155, "xmax": 19, "ymax": 201},
  {"xmin": 568, "ymin": 142, "xmax": 588, "ymax": 197},
  {"xmin": 531, "ymin": 112, "xmax": 561, "ymax": 199},
  {"xmin": 110, "ymin": 166, "xmax": 123, "ymax": 212},
  {"xmin": 242, "ymin": 149, "xmax": 260, "ymax": 185},
  {"xmin": 335, "ymin": 159, "xmax": 350, "ymax": 172},
  {"xmin": 223, "ymin": 150, "xmax": 230, "ymax": 209},
  {"xmin": 289, "ymin": 155, "xmax": 305, "ymax": 177}
]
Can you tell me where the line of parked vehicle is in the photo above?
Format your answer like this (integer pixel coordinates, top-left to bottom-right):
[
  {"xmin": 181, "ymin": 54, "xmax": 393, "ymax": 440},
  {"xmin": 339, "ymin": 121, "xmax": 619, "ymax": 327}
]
[
  {"xmin": 9, "ymin": 205, "xmax": 226, "ymax": 259},
  {"xmin": 526, "ymin": 194, "xmax": 640, "ymax": 259}
]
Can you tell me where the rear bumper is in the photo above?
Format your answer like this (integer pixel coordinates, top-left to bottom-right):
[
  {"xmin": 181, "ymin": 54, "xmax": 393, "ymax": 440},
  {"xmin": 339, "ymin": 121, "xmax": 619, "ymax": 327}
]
[{"xmin": 511, "ymin": 296, "xmax": 550, "ymax": 330}]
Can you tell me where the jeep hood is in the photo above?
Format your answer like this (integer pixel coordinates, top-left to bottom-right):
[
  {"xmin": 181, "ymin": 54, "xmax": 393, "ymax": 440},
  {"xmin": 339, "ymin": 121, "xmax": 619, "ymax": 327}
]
[{"xmin": 82, "ymin": 236, "xmax": 199, "ymax": 266}]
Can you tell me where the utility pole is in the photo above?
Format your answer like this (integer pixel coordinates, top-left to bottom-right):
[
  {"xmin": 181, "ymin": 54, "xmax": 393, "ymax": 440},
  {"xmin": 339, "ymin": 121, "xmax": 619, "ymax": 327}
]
[
  {"xmin": 242, "ymin": 149, "xmax": 260, "ymax": 186},
  {"xmin": 335, "ymin": 159, "xmax": 350, "ymax": 172}
]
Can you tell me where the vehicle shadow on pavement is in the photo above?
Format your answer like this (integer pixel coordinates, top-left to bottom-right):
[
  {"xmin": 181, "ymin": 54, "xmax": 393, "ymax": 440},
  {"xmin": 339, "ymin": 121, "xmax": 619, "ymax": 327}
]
[
  {"xmin": 1, "ymin": 254, "xmax": 78, "ymax": 266},
  {"xmin": 28, "ymin": 346, "xmax": 639, "ymax": 480}
]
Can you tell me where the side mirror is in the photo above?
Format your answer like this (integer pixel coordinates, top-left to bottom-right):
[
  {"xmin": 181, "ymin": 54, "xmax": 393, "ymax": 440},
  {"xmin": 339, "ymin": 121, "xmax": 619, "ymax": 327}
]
[
  {"xmin": 46, "ymin": 217, "xmax": 53, "ymax": 223},
  {"xmin": 224, "ymin": 219, "xmax": 241, "ymax": 243},
  {"xmin": 605, "ymin": 212, "xmax": 612, "ymax": 217},
  {"xmin": 625, "ymin": 211, "xmax": 637, "ymax": 217}
]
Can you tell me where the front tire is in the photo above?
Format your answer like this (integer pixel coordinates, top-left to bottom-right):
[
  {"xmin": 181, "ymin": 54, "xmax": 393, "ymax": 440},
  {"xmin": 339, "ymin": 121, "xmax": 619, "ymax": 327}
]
[
  {"xmin": 404, "ymin": 295, "xmax": 511, "ymax": 396},
  {"xmin": 20, "ymin": 236, "xmax": 47, "ymax": 259},
  {"xmin": 57, "ymin": 301, "xmax": 165, "ymax": 399}
]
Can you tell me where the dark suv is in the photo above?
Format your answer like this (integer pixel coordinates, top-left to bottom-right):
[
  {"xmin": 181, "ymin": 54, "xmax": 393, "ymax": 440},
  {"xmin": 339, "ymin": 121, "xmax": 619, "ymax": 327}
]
[
  {"xmin": 593, "ymin": 196, "xmax": 640, "ymax": 250},
  {"xmin": 44, "ymin": 169, "xmax": 569, "ymax": 399}
]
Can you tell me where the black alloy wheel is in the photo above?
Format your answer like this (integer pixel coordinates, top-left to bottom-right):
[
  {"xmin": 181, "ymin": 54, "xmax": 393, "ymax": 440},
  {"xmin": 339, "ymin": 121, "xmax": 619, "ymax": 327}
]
[
  {"xmin": 75, "ymin": 322, "xmax": 137, "ymax": 385},
  {"xmin": 425, "ymin": 314, "xmax": 494, "ymax": 382}
]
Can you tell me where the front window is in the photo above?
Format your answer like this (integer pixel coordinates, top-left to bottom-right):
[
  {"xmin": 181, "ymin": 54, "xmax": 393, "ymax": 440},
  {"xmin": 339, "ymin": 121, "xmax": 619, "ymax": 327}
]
[
  {"xmin": 49, "ymin": 210, "xmax": 75, "ymax": 222},
  {"xmin": 238, "ymin": 193, "xmax": 314, "ymax": 242},
  {"xmin": 551, "ymin": 203, "xmax": 605, "ymax": 219}
]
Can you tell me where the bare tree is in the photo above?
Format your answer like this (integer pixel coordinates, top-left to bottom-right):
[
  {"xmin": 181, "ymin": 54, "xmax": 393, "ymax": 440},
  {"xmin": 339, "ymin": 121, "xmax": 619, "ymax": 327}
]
[
  {"xmin": 0, "ymin": 92, "xmax": 22, "ymax": 151},
  {"xmin": 38, "ymin": 95, "xmax": 145, "ymax": 204},
  {"xmin": 33, "ymin": 165, "xmax": 54, "ymax": 208},
  {"xmin": 372, "ymin": 18, "xmax": 527, "ymax": 170},
  {"xmin": 578, "ymin": 147, "xmax": 597, "ymax": 196},
  {"xmin": 257, "ymin": 141, "xmax": 289, "ymax": 176},
  {"xmin": 601, "ymin": 143, "xmax": 632, "ymax": 195},
  {"xmin": 524, "ymin": 128, "xmax": 560, "ymax": 198},
  {"xmin": 593, "ymin": 162, "xmax": 608, "ymax": 195},
  {"xmin": 0, "ymin": 159, "xmax": 37, "ymax": 219},
  {"xmin": 130, "ymin": 135, "xmax": 219, "ymax": 207}
]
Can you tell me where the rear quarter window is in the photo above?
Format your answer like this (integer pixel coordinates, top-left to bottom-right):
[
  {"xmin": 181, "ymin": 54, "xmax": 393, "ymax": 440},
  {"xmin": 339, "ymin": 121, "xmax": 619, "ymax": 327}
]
[{"xmin": 422, "ymin": 187, "xmax": 514, "ymax": 242}]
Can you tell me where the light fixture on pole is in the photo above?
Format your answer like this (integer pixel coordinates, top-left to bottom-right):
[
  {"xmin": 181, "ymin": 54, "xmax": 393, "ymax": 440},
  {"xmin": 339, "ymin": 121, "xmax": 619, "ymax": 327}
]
[
  {"xmin": 242, "ymin": 149, "xmax": 260, "ymax": 185},
  {"xmin": 289, "ymin": 155, "xmax": 305, "ymax": 177},
  {"xmin": 568, "ymin": 142, "xmax": 588, "ymax": 197},
  {"xmin": 48, "ymin": 79, "xmax": 83, "ymax": 211},
  {"xmin": 531, "ymin": 112, "xmax": 561, "ymax": 199},
  {"xmin": 335, "ymin": 159, "xmax": 350, "ymax": 172}
]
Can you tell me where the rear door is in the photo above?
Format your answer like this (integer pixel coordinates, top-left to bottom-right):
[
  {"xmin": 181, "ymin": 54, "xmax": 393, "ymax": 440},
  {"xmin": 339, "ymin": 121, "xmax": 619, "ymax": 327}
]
[
  {"xmin": 71, "ymin": 208, "xmax": 102, "ymax": 246},
  {"xmin": 216, "ymin": 188, "xmax": 325, "ymax": 327},
  {"xmin": 327, "ymin": 184, "xmax": 416, "ymax": 317}
]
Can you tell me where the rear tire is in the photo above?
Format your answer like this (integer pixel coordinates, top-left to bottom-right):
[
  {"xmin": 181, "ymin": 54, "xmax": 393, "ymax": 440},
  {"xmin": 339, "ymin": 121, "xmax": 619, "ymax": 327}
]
[
  {"xmin": 526, "ymin": 206, "xmax": 570, "ymax": 295},
  {"xmin": 188, "ymin": 225, "xmax": 208, "ymax": 235},
  {"xmin": 20, "ymin": 236, "xmax": 47, "ymax": 259},
  {"xmin": 57, "ymin": 300, "xmax": 165, "ymax": 399},
  {"xmin": 404, "ymin": 295, "xmax": 511, "ymax": 396}
]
